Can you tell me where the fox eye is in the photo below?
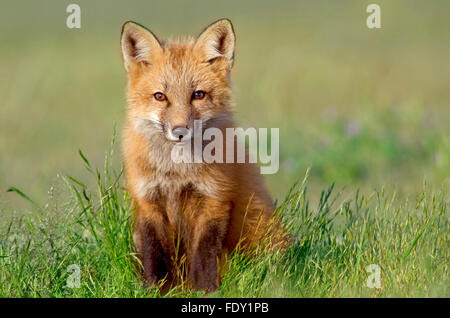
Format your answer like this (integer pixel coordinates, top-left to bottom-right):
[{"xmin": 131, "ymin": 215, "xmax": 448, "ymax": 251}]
[
  {"xmin": 153, "ymin": 92, "xmax": 167, "ymax": 102},
  {"xmin": 192, "ymin": 90, "xmax": 206, "ymax": 100}
]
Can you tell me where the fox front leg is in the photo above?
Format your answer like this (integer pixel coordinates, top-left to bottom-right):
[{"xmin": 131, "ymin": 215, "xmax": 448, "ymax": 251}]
[
  {"xmin": 188, "ymin": 200, "xmax": 231, "ymax": 292},
  {"xmin": 134, "ymin": 202, "xmax": 173, "ymax": 288}
]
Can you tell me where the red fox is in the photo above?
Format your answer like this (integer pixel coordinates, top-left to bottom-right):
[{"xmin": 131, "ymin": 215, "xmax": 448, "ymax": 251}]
[{"xmin": 121, "ymin": 19, "xmax": 287, "ymax": 292}]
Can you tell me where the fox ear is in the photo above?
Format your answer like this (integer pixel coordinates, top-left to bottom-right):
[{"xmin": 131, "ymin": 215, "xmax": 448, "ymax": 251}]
[
  {"xmin": 195, "ymin": 19, "xmax": 235, "ymax": 67},
  {"xmin": 120, "ymin": 21, "xmax": 163, "ymax": 71}
]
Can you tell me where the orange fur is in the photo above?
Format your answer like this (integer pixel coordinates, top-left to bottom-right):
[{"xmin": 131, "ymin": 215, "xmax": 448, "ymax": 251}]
[{"xmin": 121, "ymin": 19, "xmax": 286, "ymax": 291}]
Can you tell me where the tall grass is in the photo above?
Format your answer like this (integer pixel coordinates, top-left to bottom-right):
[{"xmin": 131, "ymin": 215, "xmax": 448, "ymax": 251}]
[{"xmin": 1, "ymin": 142, "xmax": 448, "ymax": 297}]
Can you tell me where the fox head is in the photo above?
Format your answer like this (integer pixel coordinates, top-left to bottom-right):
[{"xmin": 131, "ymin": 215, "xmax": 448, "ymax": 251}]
[{"xmin": 121, "ymin": 19, "xmax": 235, "ymax": 143}]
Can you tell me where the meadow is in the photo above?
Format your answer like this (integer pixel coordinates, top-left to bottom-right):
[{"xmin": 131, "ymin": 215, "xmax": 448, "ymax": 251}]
[{"xmin": 0, "ymin": 1, "xmax": 449, "ymax": 297}]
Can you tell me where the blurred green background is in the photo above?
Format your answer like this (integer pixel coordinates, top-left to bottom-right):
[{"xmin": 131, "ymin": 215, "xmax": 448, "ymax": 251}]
[{"xmin": 0, "ymin": 0, "xmax": 449, "ymax": 211}]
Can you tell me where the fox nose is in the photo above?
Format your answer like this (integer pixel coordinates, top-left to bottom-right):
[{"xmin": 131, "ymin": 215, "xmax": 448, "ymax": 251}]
[{"xmin": 172, "ymin": 126, "xmax": 190, "ymax": 141}]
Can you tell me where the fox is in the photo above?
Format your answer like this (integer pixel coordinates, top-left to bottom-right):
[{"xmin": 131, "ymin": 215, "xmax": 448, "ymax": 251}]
[{"xmin": 120, "ymin": 18, "xmax": 287, "ymax": 292}]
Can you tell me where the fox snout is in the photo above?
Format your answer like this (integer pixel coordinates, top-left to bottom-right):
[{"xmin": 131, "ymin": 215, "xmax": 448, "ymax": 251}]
[{"xmin": 167, "ymin": 125, "xmax": 192, "ymax": 142}]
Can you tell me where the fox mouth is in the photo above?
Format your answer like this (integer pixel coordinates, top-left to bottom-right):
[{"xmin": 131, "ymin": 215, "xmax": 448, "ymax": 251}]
[
  {"xmin": 136, "ymin": 114, "xmax": 230, "ymax": 143},
  {"xmin": 162, "ymin": 115, "xmax": 230, "ymax": 143},
  {"xmin": 164, "ymin": 126, "xmax": 193, "ymax": 143}
]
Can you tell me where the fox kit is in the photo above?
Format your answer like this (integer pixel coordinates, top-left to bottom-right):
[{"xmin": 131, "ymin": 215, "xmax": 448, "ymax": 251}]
[{"xmin": 121, "ymin": 19, "xmax": 285, "ymax": 292}]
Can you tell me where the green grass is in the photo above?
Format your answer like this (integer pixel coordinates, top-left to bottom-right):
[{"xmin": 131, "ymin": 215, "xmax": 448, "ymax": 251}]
[{"xmin": 1, "ymin": 148, "xmax": 448, "ymax": 297}]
